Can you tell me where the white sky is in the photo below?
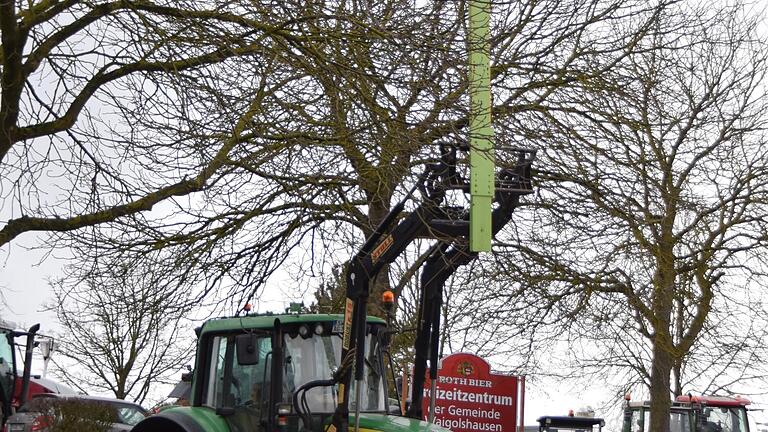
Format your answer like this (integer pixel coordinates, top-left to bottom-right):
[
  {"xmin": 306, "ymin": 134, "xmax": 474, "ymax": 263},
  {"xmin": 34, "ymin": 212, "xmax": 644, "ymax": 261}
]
[{"xmin": 0, "ymin": 232, "xmax": 60, "ymax": 331}]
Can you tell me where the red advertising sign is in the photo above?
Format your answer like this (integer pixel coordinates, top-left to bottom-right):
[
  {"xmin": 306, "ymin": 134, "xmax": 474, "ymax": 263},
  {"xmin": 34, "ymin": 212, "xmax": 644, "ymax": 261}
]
[{"xmin": 422, "ymin": 353, "xmax": 524, "ymax": 432}]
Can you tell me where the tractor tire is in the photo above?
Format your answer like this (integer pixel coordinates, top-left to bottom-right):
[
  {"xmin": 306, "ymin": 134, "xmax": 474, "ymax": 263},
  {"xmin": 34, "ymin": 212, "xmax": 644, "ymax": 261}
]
[{"xmin": 131, "ymin": 410, "xmax": 206, "ymax": 432}]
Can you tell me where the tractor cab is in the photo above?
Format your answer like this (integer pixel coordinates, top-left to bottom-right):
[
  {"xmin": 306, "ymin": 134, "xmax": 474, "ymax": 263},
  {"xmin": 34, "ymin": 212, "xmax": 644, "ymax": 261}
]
[
  {"xmin": 622, "ymin": 395, "xmax": 750, "ymax": 432},
  {"xmin": 203, "ymin": 314, "xmax": 387, "ymax": 432},
  {"xmin": 0, "ymin": 326, "xmax": 16, "ymax": 421},
  {"xmin": 677, "ymin": 395, "xmax": 751, "ymax": 432},
  {"xmin": 537, "ymin": 415, "xmax": 605, "ymax": 432},
  {"xmin": 133, "ymin": 313, "xmax": 437, "ymax": 432},
  {"xmin": 623, "ymin": 400, "xmax": 695, "ymax": 432}
]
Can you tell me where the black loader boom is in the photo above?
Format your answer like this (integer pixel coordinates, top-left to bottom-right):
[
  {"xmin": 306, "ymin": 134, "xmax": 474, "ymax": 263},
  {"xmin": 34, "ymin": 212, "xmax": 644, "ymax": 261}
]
[{"xmin": 330, "ymin": 145, "xmax": 535, "ymax": 431}]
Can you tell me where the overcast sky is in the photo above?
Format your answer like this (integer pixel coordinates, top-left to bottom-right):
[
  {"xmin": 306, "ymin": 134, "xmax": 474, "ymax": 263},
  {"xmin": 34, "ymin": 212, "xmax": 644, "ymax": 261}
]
[{"xmin": 0, "ymin": 232, "xmax": 61, "ymax": 331}]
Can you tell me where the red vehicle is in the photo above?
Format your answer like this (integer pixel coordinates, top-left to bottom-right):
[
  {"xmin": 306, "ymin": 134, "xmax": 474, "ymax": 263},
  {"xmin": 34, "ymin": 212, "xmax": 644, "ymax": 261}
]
[
  {"xmin": 0, "ymin": 322, "xmax": 41, "ymax": 425},
  {"xmin": 678, "ymin": 395, "xmax": 751, "ymax": 432},
  {"xmin": 623, "ymin": 394, "xmax": 751, "ymax": 432}
]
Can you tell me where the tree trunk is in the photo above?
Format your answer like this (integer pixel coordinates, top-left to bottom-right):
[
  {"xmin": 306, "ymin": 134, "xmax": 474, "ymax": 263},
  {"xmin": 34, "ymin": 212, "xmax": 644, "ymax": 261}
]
[
  {"xmin": 672, "ymin": 359, "xmax": 683, "ymax": 397},
  {"xmin": 366, "ymin": 195, "xmax": 394, "ymax": 316},
  {"xmin": 649, "ymin": 334, "xmax": 673, "ymax": 432},
  {"xmin": 672, "ymin": 298, "xmax": 684, "ymax": 397}
]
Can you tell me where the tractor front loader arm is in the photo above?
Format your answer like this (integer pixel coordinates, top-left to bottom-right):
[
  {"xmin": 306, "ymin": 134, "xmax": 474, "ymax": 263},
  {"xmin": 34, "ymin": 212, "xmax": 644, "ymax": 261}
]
[
  {"xmin": 331, "ymin": 164, "xmax": 455, "ymax": 432},
  {"xmin": 331, "ymin": 148, "xmax": 535, "ymax": 432},
  {"xmin": 407, "ymin": 154, "xmax": 534, "ymax": 420}
]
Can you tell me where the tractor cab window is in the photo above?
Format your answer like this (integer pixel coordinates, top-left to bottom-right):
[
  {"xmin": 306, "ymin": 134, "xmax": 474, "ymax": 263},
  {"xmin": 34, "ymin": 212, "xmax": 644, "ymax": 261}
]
[
  {"xmin": 202, "ymin": 323, "xmax": 386, "ymax": 431},
  {"xmin": 283, "ymin": 325, "xmax": 386, "ymax": 413},
  {"xmin": 628, "ymin": 408, "xmax": 693, "ymax": 432},
  {"xmin": 701, "ymin": 407, "xmax": 749, "ymax": 432},
  {"xmin": 670, "ymin": 411, "xmax": 693, "ymax": 432},
  {"xmin": 205, "ymin": 334, "xmax": 273, "ymax": 413},
  {"xmin": 630, "ymin": 408, "xmax": 643, "ymax": 432},
  {"xmin": 637, "ymin": 410, "xmax": 692, "ymax": 432},
  {"xmin": 0, "ymin": 330, "xmax": 14, "ymax": 406}
]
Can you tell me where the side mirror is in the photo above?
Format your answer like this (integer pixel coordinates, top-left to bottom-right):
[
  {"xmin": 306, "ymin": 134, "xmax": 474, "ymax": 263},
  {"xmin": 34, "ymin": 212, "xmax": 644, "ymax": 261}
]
[{"xmin": 236, "ymin": 334, "xmax": 261, "ymax": 365}]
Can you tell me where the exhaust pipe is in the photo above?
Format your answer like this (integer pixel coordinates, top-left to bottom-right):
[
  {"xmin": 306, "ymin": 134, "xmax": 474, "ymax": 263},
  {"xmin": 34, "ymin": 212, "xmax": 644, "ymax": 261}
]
[{"xmin": 18, "ymin": 323, "xmax": 40, "ymax": 407}]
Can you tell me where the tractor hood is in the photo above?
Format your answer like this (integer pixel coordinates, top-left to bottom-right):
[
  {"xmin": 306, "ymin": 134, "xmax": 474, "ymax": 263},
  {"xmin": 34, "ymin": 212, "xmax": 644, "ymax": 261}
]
[{"xmin": 355, "ymin": 413, "xmax": 452, "ymax": 432}]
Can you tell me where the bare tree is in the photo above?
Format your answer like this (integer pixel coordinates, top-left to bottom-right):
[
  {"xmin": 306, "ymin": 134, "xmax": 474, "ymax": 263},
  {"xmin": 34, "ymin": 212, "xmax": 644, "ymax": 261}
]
[
  {"xmin": 3, "ymin": 0, "xmax": 698, "ymax": 419},
  {"xmin": 59, "ymin": 0, "xmax": 670, "ymax": 313},
  {"xmin": 0, "ymin": 0, "xmax": 324, "ymax": 248},
  {"xmin": 491, "ymin": 2, "xmax": 768, "ymax": 429},
  {"xmin": 49, "ymin": 257, "xmax": 194, "ymax": 404}
]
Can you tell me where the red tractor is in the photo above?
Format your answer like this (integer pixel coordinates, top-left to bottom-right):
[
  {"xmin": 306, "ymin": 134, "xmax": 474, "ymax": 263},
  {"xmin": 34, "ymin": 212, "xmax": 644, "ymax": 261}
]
[
  {"xmin": 623, "ymin": 394, "xmax": 751, "ymax": 432},
  {"xmin": 0, "ymin": 321, "xmax": 42, "ymax": 425}
]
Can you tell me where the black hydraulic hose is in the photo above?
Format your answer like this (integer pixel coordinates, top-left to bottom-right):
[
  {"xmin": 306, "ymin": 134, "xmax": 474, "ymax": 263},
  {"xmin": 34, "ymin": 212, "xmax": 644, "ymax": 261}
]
[
  {"xmin": 18, "ymin": 324, "xmax": 39, "ymax": 407},
  {"xmin": 353, "ymin": 300, "xmax": 368, "ymax": 382},
  {"xmin": 426, "ymin": 283, "xmax": 444, "ymax": 423},
  {"xmin": 406, "ymin": 245, "xmax": 447, "ymax": 419},
  {"xmin": 428, "ymin": 289, "xmax": 442, "ymax": 383},
  {"xmin": 292, "ymin": 379, "xmax": 336, "ymax": 430},
  {"xmin": 384, "ymin": 350, "xmax": 401, "ymax": 414}
]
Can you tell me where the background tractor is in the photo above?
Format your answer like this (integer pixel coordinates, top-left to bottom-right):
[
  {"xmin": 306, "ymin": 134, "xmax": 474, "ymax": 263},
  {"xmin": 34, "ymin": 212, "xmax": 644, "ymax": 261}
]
[
  {"xmin": 0, "ymin": 321, "xmax": 41, "ymax": 425},
  {"xmin": 623, "ymin": 394, "xmax": 751, "ymax": 432}
]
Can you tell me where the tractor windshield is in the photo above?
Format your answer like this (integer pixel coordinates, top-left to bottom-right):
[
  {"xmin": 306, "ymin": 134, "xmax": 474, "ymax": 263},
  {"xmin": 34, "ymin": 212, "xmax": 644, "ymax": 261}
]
[
  {"xmin": 627, "ymin": 408, "xmax": 693, "ymax": 432},
  {"xmin": 700, "ymin": 406, "xmax": 749, "ymax": 432},
  {"xmin": 202, "ymin": 324, "xmax": 386, "ymax": 424},
  {"xmin": 283, "ymin": 331, "xmax": 386, "ymax": 413}
]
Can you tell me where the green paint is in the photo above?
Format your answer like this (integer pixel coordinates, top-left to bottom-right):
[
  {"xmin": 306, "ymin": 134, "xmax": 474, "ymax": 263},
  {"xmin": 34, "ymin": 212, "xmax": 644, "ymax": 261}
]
[
  {"xmin": 354, "ymin": 413, "xmax": 453, "ymax": 432},
  {"xmin": 468, "ymin": 0, "xmax": 494, "ymax": 252},
  {"xmin": 152, "ymin": 408, "xmax": 450, "ymax": 432},
  {"xmin": 152, "ymin": 406, "xmax": 232, "ymax": 432}
]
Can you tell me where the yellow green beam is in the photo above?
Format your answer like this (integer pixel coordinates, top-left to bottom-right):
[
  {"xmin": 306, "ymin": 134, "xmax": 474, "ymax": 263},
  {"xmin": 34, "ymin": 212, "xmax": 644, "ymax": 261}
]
[{"xmin": 468, "ymin": 0, "xmax": 494, "ymax": 252}]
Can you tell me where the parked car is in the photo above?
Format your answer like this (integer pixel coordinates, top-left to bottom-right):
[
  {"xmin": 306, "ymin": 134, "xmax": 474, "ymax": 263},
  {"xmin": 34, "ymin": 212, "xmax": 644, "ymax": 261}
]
[{"xmin": 3, "ymin": 393, "xmax": 147, "ymax": 432}]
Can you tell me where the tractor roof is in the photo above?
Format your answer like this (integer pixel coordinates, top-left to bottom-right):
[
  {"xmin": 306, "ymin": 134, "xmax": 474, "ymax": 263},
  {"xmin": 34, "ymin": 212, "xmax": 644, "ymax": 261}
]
[
  {"xmin": 200, "ymin": 313, "xmax": 385, "ymax": 335},
  {"xmin": 627, "ymin": 401, "xmax": 694, "ymax": 410},
  {"xmin": 537, "ymin": 416, "xmax": 605, "ymax": 428},
  {"xmin": 676, "ymin": 395, "xmax": 750, "ymax": 407},
  {"xmin": 0, "ymin": 317, "xmax": 17, "ymax": 332}
]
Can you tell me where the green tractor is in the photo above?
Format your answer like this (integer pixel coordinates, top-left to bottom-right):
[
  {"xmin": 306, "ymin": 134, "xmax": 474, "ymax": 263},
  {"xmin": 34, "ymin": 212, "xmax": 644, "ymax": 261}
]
[
  {"xmin": 133, "ymin": 313, "xmax": 441, "ymax": 432},
  {"xmin": 132, "ymin": 146, "xmax": 535, "ymax": 432}
]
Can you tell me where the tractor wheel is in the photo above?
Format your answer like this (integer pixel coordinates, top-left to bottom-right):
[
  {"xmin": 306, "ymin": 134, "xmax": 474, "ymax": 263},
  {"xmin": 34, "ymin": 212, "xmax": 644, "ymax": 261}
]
[{"xmin": 131, "ymin": 411, "xmax": 205, "ymax": 432}]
